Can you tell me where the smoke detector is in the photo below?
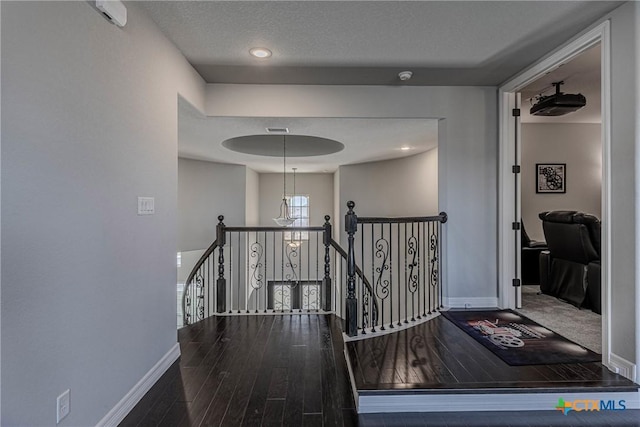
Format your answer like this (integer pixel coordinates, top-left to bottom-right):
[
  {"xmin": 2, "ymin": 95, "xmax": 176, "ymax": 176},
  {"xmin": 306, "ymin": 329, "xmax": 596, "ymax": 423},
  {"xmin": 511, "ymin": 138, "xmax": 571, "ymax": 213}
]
[{"xmin": 398, "ymin": 71, "xmax": 413, "ymax": 81}]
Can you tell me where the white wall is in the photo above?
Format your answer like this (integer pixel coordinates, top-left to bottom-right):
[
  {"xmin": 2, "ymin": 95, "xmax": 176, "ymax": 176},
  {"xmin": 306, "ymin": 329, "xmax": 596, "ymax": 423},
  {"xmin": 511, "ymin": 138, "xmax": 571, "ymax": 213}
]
[
  {"xmin": 339, "ymin": 148, "xmax": 438, "ymax": 217},
  {"xmin": 245, "ymin": 168, "xmax": 260, "ymax": 226},
  {"xmin": 206, "ymin": 85, "xmax": 497, "ymax": 300},
  {"xmin": 259, "ymin": 173, "xmax": 334, "ymax": 226},
  {"xmin": 178, "ymin": 158, "xmax": 247, "ymax": 251},
  {"xmin": 522, "ymin": 123, "xmax": 601, "ymax": 241},
  {"xmin": 1, "ymin": 2, "xmax": 205, "ymax": 425}
]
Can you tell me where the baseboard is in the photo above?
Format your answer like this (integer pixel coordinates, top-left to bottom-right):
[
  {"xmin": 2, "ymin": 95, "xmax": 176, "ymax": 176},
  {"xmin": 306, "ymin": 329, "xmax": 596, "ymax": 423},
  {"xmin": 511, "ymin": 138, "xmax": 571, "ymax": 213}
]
[
  {"xmin": 96, "ymin": 342, "xmax": 181, "ymax": 427},
  {"xmin": 358, "ymin": 390, "xmax": 640, "ymax": 413},
  {"xmin": 609, "ymin": 352, "xmax": 637, "ymax": 383},
  {"xmin": 444, "ymin": 297, "xmax": 499, "ymax": 309}
]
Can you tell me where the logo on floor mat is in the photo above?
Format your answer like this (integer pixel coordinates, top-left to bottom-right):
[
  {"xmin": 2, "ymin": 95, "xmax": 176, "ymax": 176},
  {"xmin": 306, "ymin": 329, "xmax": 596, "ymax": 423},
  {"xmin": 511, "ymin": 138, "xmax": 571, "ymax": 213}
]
[{"xmin": 555, "ymin": 397, "xmax": 626, "ymax": 415}]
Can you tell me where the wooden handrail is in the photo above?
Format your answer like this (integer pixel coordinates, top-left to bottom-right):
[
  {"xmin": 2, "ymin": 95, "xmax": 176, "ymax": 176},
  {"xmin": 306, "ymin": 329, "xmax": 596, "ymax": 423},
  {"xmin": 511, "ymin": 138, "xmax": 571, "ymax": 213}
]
[{"xmin": 357, "ymin": 212, "xmax": 448, "ymax": 224}]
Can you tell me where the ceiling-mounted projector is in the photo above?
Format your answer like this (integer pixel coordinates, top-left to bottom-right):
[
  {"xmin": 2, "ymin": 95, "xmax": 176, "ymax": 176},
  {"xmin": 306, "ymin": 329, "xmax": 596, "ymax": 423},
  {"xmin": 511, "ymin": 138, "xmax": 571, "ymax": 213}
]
[{"xmin": 530, "ymin": 81, "xmax": 586, "ymax": 116}]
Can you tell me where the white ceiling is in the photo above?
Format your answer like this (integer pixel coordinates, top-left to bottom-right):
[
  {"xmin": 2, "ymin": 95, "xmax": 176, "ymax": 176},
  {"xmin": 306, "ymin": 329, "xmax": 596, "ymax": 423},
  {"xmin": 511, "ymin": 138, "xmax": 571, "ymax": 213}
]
[
  {"xmin": 143, "ymin": 1, "xmax": 614, "ymax": 170},
  {"xmin": 178, "ymin": 99, "xmax": 438, "ymax": 173}
]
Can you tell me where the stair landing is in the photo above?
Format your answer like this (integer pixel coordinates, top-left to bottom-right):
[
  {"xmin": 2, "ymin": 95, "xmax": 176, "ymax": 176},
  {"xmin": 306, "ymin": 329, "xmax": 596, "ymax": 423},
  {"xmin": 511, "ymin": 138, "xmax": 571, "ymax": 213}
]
[{"xmin": 345, "ymin": 314, "xmax": 639, "ymax": 413}]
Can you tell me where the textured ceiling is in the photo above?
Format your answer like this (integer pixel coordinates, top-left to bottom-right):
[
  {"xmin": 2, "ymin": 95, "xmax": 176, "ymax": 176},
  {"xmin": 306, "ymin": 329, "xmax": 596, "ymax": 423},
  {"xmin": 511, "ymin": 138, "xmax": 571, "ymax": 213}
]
[
  {"xmin": 140, "ymin": 1, "xmax": 621, "ymax": 86},
  {"xmin": 146, "ymin": 1, "xmax": 611, "ymax": 169}
]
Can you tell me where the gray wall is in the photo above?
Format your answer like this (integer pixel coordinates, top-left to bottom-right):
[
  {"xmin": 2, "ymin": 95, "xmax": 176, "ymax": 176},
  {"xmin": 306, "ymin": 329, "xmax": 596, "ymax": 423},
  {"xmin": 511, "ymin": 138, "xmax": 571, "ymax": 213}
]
[
  {"xmin": 246, "ymin": 168, "xmax": 260, "ymax": 226},
  {"xmin": 1, "ymin": 2, "xmax": 205, "ymax": 425},
  {"xmin": 339, "ymin": 148, "xmax": 438, "ymax": 217},
  {"xmin": 178, "ymin": 158, "xmax": 247, "ymax": 251},
  {"xmin": 522, "ymin": 123, "xmax": 602, "ymax": 241},
  {"xmin": 205, "ymin": 84, "xmax": 497, "ymax": 300},
  {"xmin": 259, "ymin": 173, "xmax": 334, "ymax": 226}
]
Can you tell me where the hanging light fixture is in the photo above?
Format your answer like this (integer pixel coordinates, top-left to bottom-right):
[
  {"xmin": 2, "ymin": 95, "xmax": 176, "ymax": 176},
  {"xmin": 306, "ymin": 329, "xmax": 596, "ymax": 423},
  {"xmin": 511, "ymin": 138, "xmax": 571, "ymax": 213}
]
[
  {"xmin": 288, "ymin": 167, "xmax": 303, "ymax": 247},
  {"xmin": 273, "ymin": 135, "xmax": 297, "ymax": 227}
]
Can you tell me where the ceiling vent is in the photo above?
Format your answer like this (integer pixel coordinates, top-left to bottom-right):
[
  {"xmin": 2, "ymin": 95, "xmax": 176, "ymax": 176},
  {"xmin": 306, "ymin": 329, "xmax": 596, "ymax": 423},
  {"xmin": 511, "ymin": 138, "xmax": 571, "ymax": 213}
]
[
  {"xmin": 266, "ymin": 127, "xmax": 289, "ymax": 133},
  {"xmin": 530, "ymin": 81, "xmax": 586, "ymax": 116}
]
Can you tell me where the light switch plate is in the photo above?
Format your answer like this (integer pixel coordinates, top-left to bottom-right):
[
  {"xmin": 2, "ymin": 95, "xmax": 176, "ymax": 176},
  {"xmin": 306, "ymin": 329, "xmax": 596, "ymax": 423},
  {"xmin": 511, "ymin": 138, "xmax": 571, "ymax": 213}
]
[{"xmin": 138, "ymin": 197, "xmax": 155, "ymax": 215}]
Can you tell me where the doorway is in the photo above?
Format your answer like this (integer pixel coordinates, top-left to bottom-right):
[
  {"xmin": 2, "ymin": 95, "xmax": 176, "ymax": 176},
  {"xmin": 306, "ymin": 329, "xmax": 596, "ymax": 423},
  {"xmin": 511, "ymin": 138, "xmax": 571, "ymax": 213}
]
[
  {"xmin": 516, "ymin": 44, "xmax": 603, "ymax": 353},
  {"xmin": 498, "ymin": 22, "xmax": 611, "ymax": 363}
]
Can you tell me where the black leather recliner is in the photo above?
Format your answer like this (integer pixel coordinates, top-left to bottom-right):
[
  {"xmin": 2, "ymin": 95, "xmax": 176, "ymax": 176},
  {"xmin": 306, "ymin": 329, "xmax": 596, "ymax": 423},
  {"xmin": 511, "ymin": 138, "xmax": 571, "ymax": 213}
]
[{"xmin": 538, "ymin": 210, "xmax": 601, "ymax": 314}]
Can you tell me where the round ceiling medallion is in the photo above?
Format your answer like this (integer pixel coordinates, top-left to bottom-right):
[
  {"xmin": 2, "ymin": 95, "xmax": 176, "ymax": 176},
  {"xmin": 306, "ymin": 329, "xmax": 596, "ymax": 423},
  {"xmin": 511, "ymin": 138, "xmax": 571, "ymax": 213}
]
[{"xmin": 222, "ymin": 135, "xmax": 344, "ymax": 157}]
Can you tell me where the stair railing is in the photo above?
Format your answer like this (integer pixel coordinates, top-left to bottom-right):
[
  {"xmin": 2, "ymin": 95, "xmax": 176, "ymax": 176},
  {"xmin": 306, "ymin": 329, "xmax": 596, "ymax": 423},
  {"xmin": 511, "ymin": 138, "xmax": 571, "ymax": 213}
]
[
  {"xmin": 182, "ymin": 215, "xmax": 378, "ymax": 326},
  {"xmin": 344, "ymin": 201, "xmax": 447, "ymax": 337}
]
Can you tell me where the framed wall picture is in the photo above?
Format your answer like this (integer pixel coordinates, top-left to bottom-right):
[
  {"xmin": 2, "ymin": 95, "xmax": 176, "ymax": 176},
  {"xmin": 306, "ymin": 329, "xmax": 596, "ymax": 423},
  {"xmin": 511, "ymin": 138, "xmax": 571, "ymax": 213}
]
[{"xmin": 536, "ymin": 163, "xmax": 566, "ymax": 193}]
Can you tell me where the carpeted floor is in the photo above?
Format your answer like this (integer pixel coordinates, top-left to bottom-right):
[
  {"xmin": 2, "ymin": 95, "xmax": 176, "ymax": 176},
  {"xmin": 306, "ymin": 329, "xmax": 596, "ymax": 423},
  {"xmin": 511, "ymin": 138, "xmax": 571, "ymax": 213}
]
[{"xmin": 517, "ymin": 285, "xmax": 601, "ymax": 354}]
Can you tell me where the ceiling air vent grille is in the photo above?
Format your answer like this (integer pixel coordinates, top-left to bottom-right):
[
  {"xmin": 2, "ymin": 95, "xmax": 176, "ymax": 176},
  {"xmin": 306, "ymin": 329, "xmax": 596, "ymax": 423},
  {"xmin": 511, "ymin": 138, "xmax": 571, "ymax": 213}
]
[{"xmin": 266, "ymin": 127, "xmax": 289, "ymax": 133}]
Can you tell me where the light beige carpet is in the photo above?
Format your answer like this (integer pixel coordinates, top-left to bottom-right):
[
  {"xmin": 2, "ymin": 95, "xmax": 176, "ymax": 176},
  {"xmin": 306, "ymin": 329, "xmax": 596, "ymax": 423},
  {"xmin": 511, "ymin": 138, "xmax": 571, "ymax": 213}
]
[{"xmin": 517, "ymin": 285, "xmax": 601, "ymax": 354}]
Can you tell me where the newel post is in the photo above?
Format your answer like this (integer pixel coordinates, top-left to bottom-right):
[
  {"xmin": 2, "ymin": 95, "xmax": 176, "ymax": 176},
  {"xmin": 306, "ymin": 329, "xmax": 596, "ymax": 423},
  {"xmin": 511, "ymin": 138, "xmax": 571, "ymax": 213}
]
[
  {"xmin": 322, "ymin": 215, "xmax": 332, "ymax": 312},
  {"xmin": 216, "ymin": 215, "xmax": 226, "ymax": 313},
  {"xmin": 345, "ymin": 201, "xmax": 358, "ymax": 336}
]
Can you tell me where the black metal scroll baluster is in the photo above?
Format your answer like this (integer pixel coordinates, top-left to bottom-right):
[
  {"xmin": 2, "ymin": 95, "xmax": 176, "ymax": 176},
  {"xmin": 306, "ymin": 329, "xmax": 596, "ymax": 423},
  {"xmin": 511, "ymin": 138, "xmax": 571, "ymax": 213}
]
[
  {"xmin": 423, "ymin": 221, "xmax": 428, "ymax": 317},
  {"xmin": 345, "ymin": 201, "xmax": 358, "ymax": 337},
  {"xmin": 288, "ymin": 243, "xmax": 299, "ymax": 311},
  {"xmin": 250, "ymin": 240, "xmax": 264, "ymax": 313},
  {"xmin": 183, "ymin": 281, "xmax": 192, "ymax": 325},
  {"xmin": 430, "ymin": 225, "xmax": 439, "ymax": 313},
  {"xmin": 196, "ymin": 271, "xmax": 205, "ymax": 321},
  {"xmin": 216, "ymin": 216, "xmax": 226, "ymax": 313},
  {"xmin": 374, "ymin": 236, "xmax": 390, "ymax": 329},
  {"xmin": 407, "ymin": 229, "xmax": 419, "ymax": 322},
  {"xmin": 438, "ymin": 212, "xmax": 447, "ymax": 308},
  {"xmin": 285, "ymin": 244, "xmax": 299, "ymax": 298},
  {"xmin": 360, "ymin": 223, "xmax": 367, "ymax": 333},
  {"xmin": 362, "ymin": 289, "xmax": 369, "ymax": 332},
  {"xmin": 323, "ymin": 216, "xmax": 332, "ymax": 311}
]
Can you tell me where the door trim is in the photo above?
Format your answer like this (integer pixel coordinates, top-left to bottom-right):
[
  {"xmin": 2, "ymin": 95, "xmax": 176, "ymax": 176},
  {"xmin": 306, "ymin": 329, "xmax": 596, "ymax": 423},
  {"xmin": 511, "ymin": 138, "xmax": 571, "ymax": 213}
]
[{"xmin": 498, "ymin": 21, "xmax": 611, "ymax": 368}]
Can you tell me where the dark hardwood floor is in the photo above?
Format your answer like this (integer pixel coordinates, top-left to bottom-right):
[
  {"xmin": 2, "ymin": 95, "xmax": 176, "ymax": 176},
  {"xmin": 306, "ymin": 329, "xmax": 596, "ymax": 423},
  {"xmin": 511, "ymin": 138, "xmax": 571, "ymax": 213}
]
[
  {"xmin": 347, "ymin": 314, "xmax": 637, "ymax": 393},
  {"xmin": 121, "ymin": 313, "xmax": 640, "ymax": 427},
  {"xmin": 121, "ymin": 314, "xmax": 357, "ymax": 427}
]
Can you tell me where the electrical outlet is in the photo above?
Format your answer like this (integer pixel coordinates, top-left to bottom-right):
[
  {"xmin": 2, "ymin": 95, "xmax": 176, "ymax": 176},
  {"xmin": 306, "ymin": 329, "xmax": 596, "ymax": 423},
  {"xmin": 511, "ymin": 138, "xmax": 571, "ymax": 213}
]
[
  {"xmin": 57, "ymin": 389, "xmax": 70, "ymax": 424},
  {"xmin": 464, "ymin": 303, "xmax": 471, "ymax": 309}
]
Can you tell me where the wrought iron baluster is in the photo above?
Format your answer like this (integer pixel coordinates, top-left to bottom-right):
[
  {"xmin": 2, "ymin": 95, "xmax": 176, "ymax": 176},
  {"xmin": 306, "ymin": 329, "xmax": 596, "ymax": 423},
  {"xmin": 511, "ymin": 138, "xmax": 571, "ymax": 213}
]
[
  {"xmin": 404, "ymin": 222, "xmax": 408, "ymax": 324},
  {"xmin": 263, "ymin": 231, "xmax": 267, "ymax": 312},
  {"xmin": 397, "ymin": 223, "xmax": 402, "ymax": 327},
  {"xmin": 216, "ymin": 216, "xmax": 226, "ymax": 313},
  {"xmin": 423, "ymin": 221, "xmax": 428, "ymax": 317},
  {"xmin": 416, "ymin": 222, "xmax": 422, "ymax": 320},
  {"xmin": 407, "ymin": 222, "xmax": 418, "ymax": 322},
  {"xmin": 345, "ymin": 201, "xmax": 358, "ymax": 336},
  {"xmin": 323, "ymin": 222, "xmax": 331, "ymax": 312}
]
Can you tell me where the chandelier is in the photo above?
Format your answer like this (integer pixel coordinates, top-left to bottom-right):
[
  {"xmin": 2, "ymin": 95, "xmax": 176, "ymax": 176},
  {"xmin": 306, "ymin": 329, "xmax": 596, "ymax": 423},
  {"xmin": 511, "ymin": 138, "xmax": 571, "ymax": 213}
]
[{"xmin": 273, "ymin": 135, "xmax": 297, "ymax": 227}]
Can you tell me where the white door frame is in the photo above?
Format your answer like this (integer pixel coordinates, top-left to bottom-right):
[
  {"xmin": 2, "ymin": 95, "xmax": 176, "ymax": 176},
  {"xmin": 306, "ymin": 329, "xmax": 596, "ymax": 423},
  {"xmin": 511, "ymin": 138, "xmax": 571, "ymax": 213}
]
[{"xmin": 498, "ymin": 22, "xmax": 611, "ymax": 366}]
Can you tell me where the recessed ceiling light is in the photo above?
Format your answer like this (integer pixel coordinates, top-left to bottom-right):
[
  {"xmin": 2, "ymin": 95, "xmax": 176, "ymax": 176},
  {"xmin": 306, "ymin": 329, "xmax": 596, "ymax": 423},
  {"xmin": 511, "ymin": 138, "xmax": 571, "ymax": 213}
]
[
  {"xmin": 400, "ymin": 146, "xmax": 411, "ymax": 151},
  {"xmin": 250, "ymin": 47, "xmax": 272, "ymax": 58}
]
